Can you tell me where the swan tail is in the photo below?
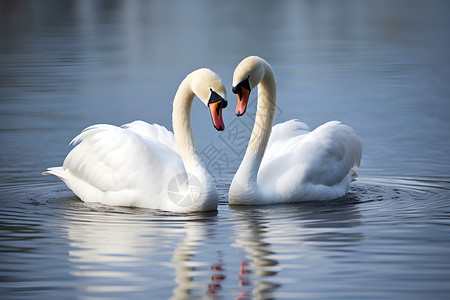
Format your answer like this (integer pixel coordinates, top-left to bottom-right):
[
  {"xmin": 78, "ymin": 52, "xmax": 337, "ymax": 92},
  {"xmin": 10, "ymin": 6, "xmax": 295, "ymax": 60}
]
[{"xmin": 42, "ymin": 166, "xmax": 66, "ymax": 179}]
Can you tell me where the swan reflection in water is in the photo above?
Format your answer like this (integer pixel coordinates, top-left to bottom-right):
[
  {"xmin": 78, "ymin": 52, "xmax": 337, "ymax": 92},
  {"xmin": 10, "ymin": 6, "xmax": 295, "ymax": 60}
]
[
  {"xmin": 230, "ymin": 207, "xmax": 282, "ymax": 299},
  {"xmin": 64, "ymin": 204, "xmax": 230, "ymax": 298},
  {"xmin": 229, "ymin": 192, "xmax": 364, "ymax": 298},
  {"xmin": 65, "ymin": 204, "xmax": 194, "ymax": 294},
  {"xmin": 170, "ymin": 216, "xmax": 222, "ymax": 299},
  {"xmin": 63, "ymin": 192, "xmax": 364, "ymax": 299}
]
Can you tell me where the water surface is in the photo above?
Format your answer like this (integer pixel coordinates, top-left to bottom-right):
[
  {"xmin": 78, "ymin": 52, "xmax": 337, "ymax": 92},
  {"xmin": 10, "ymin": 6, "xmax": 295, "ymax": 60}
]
[{"xmin": 1, "ymin": 0, "xmax": 450, "ymax": 299}]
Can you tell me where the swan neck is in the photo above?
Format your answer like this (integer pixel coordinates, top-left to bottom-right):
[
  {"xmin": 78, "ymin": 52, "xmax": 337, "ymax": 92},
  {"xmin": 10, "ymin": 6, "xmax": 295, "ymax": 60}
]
[
  {"xmin": 247, "ymin": 62, "xmax": 276, "ymax": 158},
  {"xmin": 172, "ymin": 76, "xmax": 201, "ymax": 169},
  {"xmin": 233, "ymin": 61, "xmax": 276, "ymax": 192},
  {"xmin": 171, "ymin": 74, "xmax": 218, "ymax": 211},
  {"xmin": 229, "ymin": 60, "xmax": 276, "ymax": 203}
]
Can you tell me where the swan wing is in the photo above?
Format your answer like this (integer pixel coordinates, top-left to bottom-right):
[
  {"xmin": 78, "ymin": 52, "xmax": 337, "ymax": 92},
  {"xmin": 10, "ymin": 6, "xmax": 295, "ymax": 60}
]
[
  {"xmin": 259, "ymin": 120, "xmax": 363, "ymax": 200},
  {"xmin": 48, "ymin": 123, "xmax": 184, "ymax": 208},
  {"xmin": 263, "ymin": 119, "xmax": 311, "ymax": 159},
  {"xmin": 121, "ymin": 120, "xmax": 178, "ymax": 152}
]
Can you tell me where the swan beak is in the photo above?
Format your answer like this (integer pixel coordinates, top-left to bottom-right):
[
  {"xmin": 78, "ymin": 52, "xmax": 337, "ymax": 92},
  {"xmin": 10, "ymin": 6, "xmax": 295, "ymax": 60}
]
[
  {"xmin": 208, "ymin": 101, "xmax": 225, "ymax": 131},
  {"xmin": 235, "ymin": 87, "xmax": 249, "ymax": 116}
]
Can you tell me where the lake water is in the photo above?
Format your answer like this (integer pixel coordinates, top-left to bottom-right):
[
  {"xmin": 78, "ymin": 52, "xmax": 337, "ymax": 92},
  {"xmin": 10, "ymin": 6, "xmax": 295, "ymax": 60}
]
[{"xmin": 1, "ymin": 0, "xmax": 450, "ymax": 299}]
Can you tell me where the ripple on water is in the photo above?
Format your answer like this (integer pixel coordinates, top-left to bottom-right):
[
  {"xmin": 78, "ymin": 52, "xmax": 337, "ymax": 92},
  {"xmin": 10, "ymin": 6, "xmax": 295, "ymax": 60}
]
[{"xmin": 1, "ymin": 175, "xmax": 450, "ymax": 299}]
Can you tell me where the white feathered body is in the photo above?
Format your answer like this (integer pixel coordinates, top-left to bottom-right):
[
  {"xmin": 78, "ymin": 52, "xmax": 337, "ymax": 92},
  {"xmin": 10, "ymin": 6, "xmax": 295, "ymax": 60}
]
[
  {"xmin": 229, "ymin": 56, "xmax": 363, "ymax": 205},
  {"xmin": 44, "ymin": 121, "xmax": 216, "ymax": 212},
  {"xmin": 257, "ymin": 119, "xmax": 362, "ymax": 203},
  {"xmin": 230, "ymin": 119, "xmax": 362, "ymax": 205}
]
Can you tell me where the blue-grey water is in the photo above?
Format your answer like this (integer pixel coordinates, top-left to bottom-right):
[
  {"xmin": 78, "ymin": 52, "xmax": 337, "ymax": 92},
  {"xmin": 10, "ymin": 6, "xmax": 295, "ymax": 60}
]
[{"xmin": 1, "ymin": 0, "xmax": 450, "ymax": 299}]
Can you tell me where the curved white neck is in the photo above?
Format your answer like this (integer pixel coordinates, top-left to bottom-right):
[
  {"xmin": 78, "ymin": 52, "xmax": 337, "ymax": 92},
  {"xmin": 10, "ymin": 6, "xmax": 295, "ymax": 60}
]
[
  {"xmin": 168, "ymin": 73, "xmax": 218, "ymax": 211},
  {"xmin": 231, "ymin": 62, "xmax": 276, "ymax": 201},
  {"xmin": 247, "ymin": 63, "xmax": 276, "ymax": 158},
  {"xmin": 171, "ymin": 75, "xmax": 217, "ymax": 209},
  {"xmin": 172, "ymin": 75, "xmax": 204, "ymax": 170}
]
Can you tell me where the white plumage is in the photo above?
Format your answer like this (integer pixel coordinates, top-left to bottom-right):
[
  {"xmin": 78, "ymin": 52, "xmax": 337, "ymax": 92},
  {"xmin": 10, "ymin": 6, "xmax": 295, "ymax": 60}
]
[
  {"xmin": 259, "ymin": 120, "xmax": 362, "ymax": 201},
  {"xmin": 44, "ymin": 68, "xmax": 227, "ymax": 212},
  {"xmin": 229, "ymin": 56, "xmax": 363, "ymax": 205}
]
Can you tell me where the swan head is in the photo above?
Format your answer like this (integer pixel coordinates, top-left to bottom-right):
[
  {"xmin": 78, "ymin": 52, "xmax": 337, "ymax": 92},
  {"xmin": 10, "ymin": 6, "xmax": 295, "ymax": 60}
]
[
  {"xmin": 190, "ymin": 68, "xmax": 228, "ymax": 131},
  {"xmin": 232, "ymin": 56, "xmax": 265, "ymax": 116}
]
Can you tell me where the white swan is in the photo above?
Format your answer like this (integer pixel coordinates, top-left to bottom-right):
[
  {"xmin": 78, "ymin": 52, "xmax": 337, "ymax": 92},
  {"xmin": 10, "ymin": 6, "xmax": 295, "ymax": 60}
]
[
  {"xmin": 229, "ymin": 56, "xmax": 363, "ymax": 205},
  {"xmin": 43, "ymin": 68, "xmax": 228, "ymax": 212}
]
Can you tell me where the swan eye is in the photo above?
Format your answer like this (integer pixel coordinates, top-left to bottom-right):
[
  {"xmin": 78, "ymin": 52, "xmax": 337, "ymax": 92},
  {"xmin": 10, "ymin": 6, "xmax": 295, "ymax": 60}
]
[
  {"xmin": 232, "ymin": 85, "xmax": 241, "ymax": 95},
  {"xmin": 208, "ymin": 88, "xmax": 227, "ymax": 108},
  {"xmin": 232, "ymin": 76, "xmax": 251, "ymax": 95}
]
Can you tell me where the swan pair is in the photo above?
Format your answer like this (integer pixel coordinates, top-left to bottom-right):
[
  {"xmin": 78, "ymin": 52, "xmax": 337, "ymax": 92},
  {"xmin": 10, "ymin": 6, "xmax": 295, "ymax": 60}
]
[{"xmin": 44, "ymin": 56, "xmax": 363, "ymax": 213}]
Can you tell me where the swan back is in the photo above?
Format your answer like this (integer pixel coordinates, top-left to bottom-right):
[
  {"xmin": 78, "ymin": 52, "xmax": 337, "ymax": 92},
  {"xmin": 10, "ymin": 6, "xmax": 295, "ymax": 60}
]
[{"xmin": 258, "ymin": 120, "xmax": 363, "ymax": 202}]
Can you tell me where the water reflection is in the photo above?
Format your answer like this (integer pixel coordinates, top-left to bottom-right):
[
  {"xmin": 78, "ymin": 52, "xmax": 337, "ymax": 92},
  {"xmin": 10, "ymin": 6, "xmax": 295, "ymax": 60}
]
[
  {"xmin": 171, "ymin": 219, "xmax": 221, "ymax": 299},
  {"xmin": 230, "ymin": 209, "xmax": 281, "ymax": 298},
  {"xmin": 62, "ymin": 205, "xmax": 227, "ymax": 298},
  {"xmin": 66, "ymin": 210, "xmax": 171, "ymax": 295},
  {"xmin": 229, "ymin": 196, "xmax": 364, "ymax": 298},
  {"xmin": 293, "ymin": 197, "xmax": 364, "ymax": 250}
]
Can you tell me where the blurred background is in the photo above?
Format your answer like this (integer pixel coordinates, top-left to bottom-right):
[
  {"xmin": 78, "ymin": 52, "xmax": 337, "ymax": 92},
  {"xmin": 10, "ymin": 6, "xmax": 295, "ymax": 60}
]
[{"xmin": 1, "ymin": 0, "xmax": 449, "ymax": 183}]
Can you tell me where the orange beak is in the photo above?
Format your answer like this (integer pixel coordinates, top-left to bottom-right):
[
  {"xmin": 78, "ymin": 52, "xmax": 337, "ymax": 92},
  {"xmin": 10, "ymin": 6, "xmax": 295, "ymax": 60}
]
[
  {"xmin": 235, "ymin": 87, "xmax": 249, "ymax": 116},
  {"xmin": 208, "ymin": 101, "xmax": 225, "ymax": 131}
]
